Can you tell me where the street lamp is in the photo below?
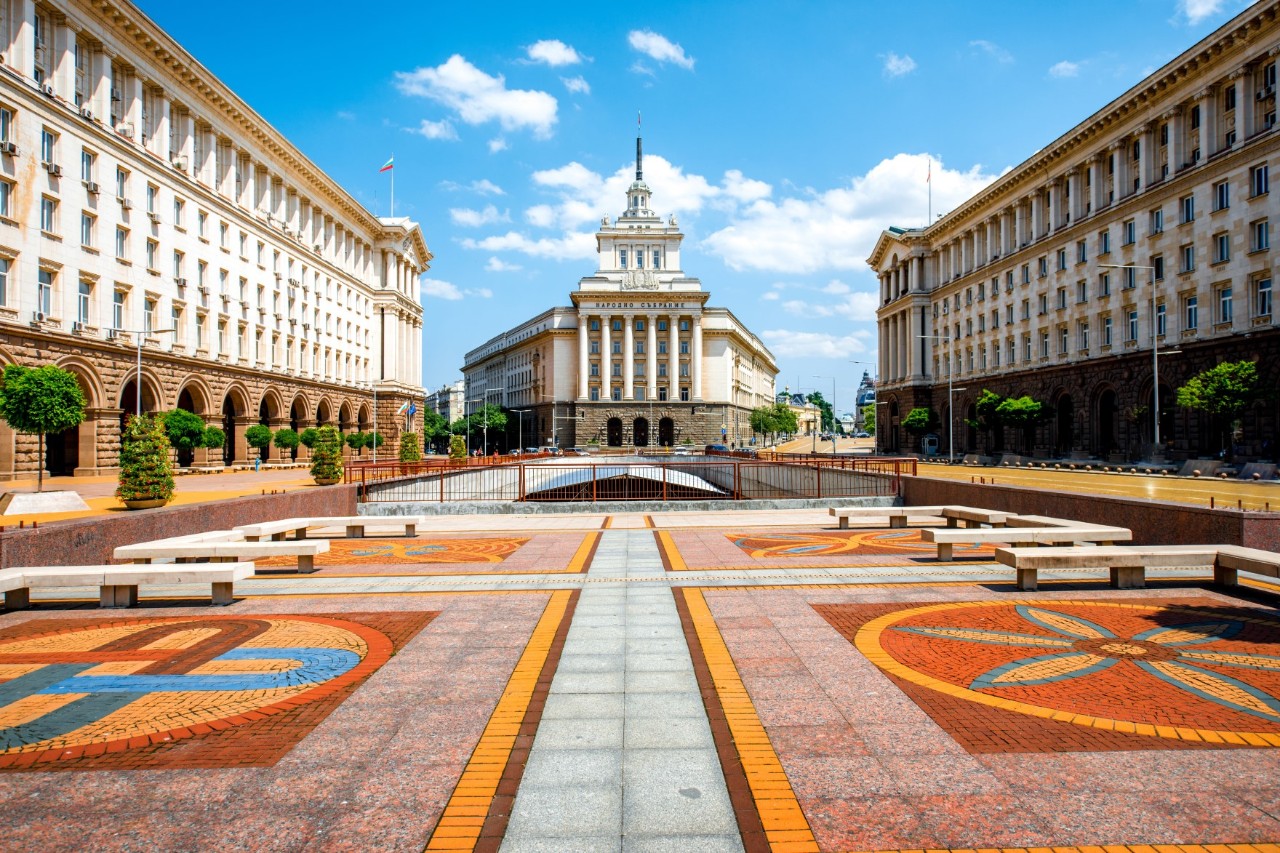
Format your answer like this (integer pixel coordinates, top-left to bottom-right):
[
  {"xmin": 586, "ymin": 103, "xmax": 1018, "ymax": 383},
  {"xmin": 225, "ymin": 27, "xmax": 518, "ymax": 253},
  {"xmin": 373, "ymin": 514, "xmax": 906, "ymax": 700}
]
[
  {"xmin": 479, "ymin": 386, "xmax": 505, "ymax": 456},
  {"xmin": 512, "ymin": 408, "xmax": 531, "ymax": 452},
  {"xmin": 917, "ymin": 334, "xmax": 966, "ymax": 462},
  {"xmin": 1099, "ymin": 263, "xmax": 1181, "ymax": 457},
  {"xmin": 132, "ymin": 327, "xmax": 178, "ymax": 418}
]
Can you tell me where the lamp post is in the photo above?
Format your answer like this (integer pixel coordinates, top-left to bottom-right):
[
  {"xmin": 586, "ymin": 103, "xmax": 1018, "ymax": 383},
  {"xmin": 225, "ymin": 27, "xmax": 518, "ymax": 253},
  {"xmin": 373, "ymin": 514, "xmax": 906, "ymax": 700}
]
[
  {"xmin": 812, "ymin": 375, "xmax": 837, "ymax": 454},
  {"xmin": 133, "ymin": 327, "xmax": 178, "ymax": 418},
  {"xmin": 1099, "ymin": 263, "xmax": 1180, "ymax": 457},
  {"xmin": 512, "ymin": 408, "xmax": 531, "ymax": 452},
  {"xmin": 481, "ymin": 386, "xmax": 505, "ymax": 456},
  {"xmin": 917, "ymin": 335, "xmax": 965, "ymax": 461},
  {"xmin": 371, "ymin": 384, "xmax": 378, "ymax": 465}
]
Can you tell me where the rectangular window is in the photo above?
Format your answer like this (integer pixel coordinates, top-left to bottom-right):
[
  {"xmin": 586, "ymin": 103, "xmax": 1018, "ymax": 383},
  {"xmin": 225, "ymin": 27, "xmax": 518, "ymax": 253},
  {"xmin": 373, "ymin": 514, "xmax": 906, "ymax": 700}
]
[
  {"xmin": 113, "ymin": 291, "xmax": 125, "ymax": 329},
  {"xmin": 589, "ymin": 319, "xmax": 599, "ymax": 331},
  {"xmin": 679, "ymin": 341, "xmax": 689, "ymax": 355},
  {"xmin": 611, "ymin": 363, "xmax": 621, "ymax": 377},
  {"xmin": 39, "ymin": 196, "xmax": 57, "ymax": 232},
  {"xmin": 1252, "ymin": 219, "xmax": 1270, "ymax": 252},
  {"xmin": 173, "ymin": 198, "xmax": 185, "ymax": 229},
  {"xmin": 1153, "ymin": 255, "xmax": 1165, "ymax": 281},
  {"xmin": 1076, "ymin": 280, "xmax": 1088, "ymax": 303},
  {"xmin": 1252, "ymin": 164, "xmax": 1270, "ymax": 197},
  {"xmin": 635, "ymin": 319, "xmax": 645, "ymax": 332},
  {"xmin": 589, "ymin": 363, "xmax": 598, "ymax": 377},
  {"xmin": 653, "ymin": 250, "xmax": 661, "ymax": 269},
  {"xmin": 1214, "ymin": 233, "xmax": 1230, "ymax": 263},
  {"xmin": 611, "ymin": 341, "xmax": 621, "ymax": 355},
  {"xmin": 77, "ymin": 281, "xmax": 91, "ymax": 324},
  {"xmin": 1103, "ymin": 316, "xmax": 1113, "ymax": 346},
  {"xmin": 589, "ymin": 340, "xmax": 599, "ymax": 354},
  {"xmin": 1021, "ymin": 264, "xmax": 1030, "ymax": 284},
  {"xmin": 635, "ymin": 250, "xmax": 643, "ymax": 269},
  {"xmin": 1059, "ymin": 326, "xmax": 1068, "ymax": 354},
  {"xmin": 146, "ymin": 184, "xmax": 157, "ymax": 214},
  {"xmin": 1181, "ymin": 244, "xmax": 1195, "ymax": 273},
  {"xmin": 1079, "ymin": 320, "xmax": 1090, "ymax": 350},
  {"xmin": 116, "ymin": 227, "xmax": 128, "ymax": 259},
  {"xmin": 680, "ymin": 388, "xmax": 690, "ymax": 402},
  {"xmin": 0, "ymin": 179, "xmax": 10, "ymax": 218},
  {"xmin": 1181, "ymin": 195, "xmax": 1195, "ymax": 223},
  {"xmin": 1099, "ymin": 272, "xmax": 1111, "ymax": 296},
  {"xmin": 146, "ymin": 239, "xmax": 158, "ymax": 270},
  {"xmin": 80, "ymin": 148, "xmax": 95, "ymax": 183},
  {"xmin": 1040, "ymin": 330, "xmax": 1049, "ymax": 358},
  {"xmin": 589, "ymin": 387, "xmax": 600, "ymax": 402},
  {"xmin": 1225, "ymin": 84, "xmax": 1237, "ymax": 112},
  {"xmin": 1057, "ymin": 288, "xmax": 1067, "ymax": 309},
  {"xmin": 0, "ymin": 258, "xmax": 8, "ymax": 305},
  {"xmin": 1185, "ymin": 295, "xmax": 1198, "ymax": 331},
  {"xmin": 1076, "ymin": 240, "xmax": 1086, "ymax": 263},
  {"xmin": 1219, "ymin": 286, "xmax": 1233, "ymax": 324},
  {"xmin": 657, "ymin": 340, "xmax": 667, "ymax": 355},
  {"xmin": 635, "ymin": 341, "xmax": 645, "ymax": 354},
  {"xmin": 1056, "ymin": 249, "xmax": 1067, "ymax": 271},
  {"xmin": 619, "ymin": 250, "xmax": 627, "ymax": 269},
  {"xmin": 1256, "ymin": 276, "xmax": 1273, "ymax": 318},
  {"xmin": 611, "ymin": 319, "xmax": 622, "ymax": 331},
  {"xmin": 1123, "ymin": 267, "xmax": 1137, "ymax": 290},
  {"xmin": 1037, "ymin": 257, "xmax": 1047, "ymax": 278},
  {"xmin": 1127, "ymin": 310, "xmax": 1139, "ymax": 342},
  {"xmin": 80, "ymin": 212, "xmax": 94, "ymax": 247},
  {"xmin": 611, "ymin": 387, "xmax": 622, "ymax": 402},
  {"xmin": 1122, "ymin": 219, "xmax": 1136, "ymax": 245},
  {"xmin": 1150, "ymin": 208, "xmax": 1163, "ymax": 234},
  {"xmin": 37, "ymin": 269, "xmax": 53, "ymax": 315},
  {"xmin": 1005, "ymin": 305, "xmax": 1013, "ymax": 325},
  {"xmin": 0, "ymin": 107, "xmax": 11, "ymax": 143},
  {"xmin": 1021, "ymin": 298, "xmax": 1030, "ymax": 320},
  {"xmin": 1214, "ymin": 181, "xmax": 1230, "ymax": 211},
  {"xmin": 40, "ymin": 128, "xmax": 56, "ymax": 164},
  {"xmin": 1157, "ymin": 302, "xmax": 1167, "ymax": 337},
  {"xmin": 116, "ymin": 167, "xmax": 128, "ymax": 199},
  {"xmin": 658, "ymin": 363, "xmax": 667, "ymax": 377},
  {"xmin": 1099, "ymin": 230, "xmax": 1111, "ymax": 255},
  {"xmin": 144, "ymin": 299, "xmax": 156, "ymax": 333}
]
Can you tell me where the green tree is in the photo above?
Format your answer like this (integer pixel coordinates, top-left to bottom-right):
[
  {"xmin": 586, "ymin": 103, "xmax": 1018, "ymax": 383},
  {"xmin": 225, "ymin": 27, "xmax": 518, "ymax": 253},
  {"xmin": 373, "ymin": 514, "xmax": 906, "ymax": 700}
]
[
  {"xmin": 299, "ymin": 427, "xmax": 319, "ymax": 449},
  {"xmin": 421, "ymin": 410, "xmax": 448, "ymax": 450},
  {"xmin": 749, "ymin": 405, "xmax": 776, "ymax": 440},
  {"xmin": 1176, "ymin": 360, "xmax": 1262, "ymax": 457},
  {"xmin": 996, "ymin": 395, "xmax": 1051, "ymax": 453},
  {"xmin": 805, "ymin": 392, "xmax": 835, "ymax": 432},
  {"xmin": 772, "ymin": 403, "xmax": 798, "ymax": 438},
  {"xmin": 468, "ymin": 404, "xmax": 507, "ymax": 450},
  {"xmin": 163, "ymin": 408, "xmax": 207, "ymax": 454},
  {"xmin": 902, "ymin": 407, "xmax": 939, "ymax": 439},
  {"xmin": 449, "ymin": 434, "xmax": 467, "ymax": 460},
  {"xmin": 201, "ymin": 426, "xmax": 226, "ymax": 451},
  {"xmin": 0, "ymin": 364, "xmax": 86, "ymax": 491},
  {"xmin": 345, "ymin": 430, "xmax": 368, "ymax": 455},
  {"xmin": 273, "ymin": 428, "xmax": 300, "ymax": 459},
  {"xmin": 115, "ymin": 413, "xmax": 174, "ymax": 505},
  {"xmin": 861, "ymin": 404, "xmax": 876, "ymax": 436},
  {"xmin": 368, "ymin": 431, "xmax": 385, "ymax": 451},
  {"xmin": 244, "ymin": 424, "xmax": 274, "ymax": 459},
  {"xmin": 309, "ymin": 424, "xmax": 344, "ymax": 484},
  {"xmin": 965, "ymin": 389, "xmax": 1006, "ymax": 451},
  {"xmin": 399, "ymin": 431, "xmax": 422, "ymax": 463}
]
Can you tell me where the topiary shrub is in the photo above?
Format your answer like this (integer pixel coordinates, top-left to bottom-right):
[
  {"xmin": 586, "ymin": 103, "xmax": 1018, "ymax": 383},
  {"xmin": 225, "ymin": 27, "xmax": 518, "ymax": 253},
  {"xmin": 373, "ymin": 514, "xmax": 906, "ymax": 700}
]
[
  {"xmin": 245, "ymin": 424, "xmax": 273, "ymax": 460},
  {"xmin": 449, "ymin": 434, "xmax": 467, "ymax": 462},
  {"xmin": 163, "ymin": 409, "xmax": 207, "ymax": 467},
  {"xmin": 116, "ymin": 413, "xmax": 175, "ymax": 507},
  {"xmin": 299, "ymin": 427, "xmax": 319, "ymax": 449},
  {"xmin": 310, "ymin": 424, "xmax": 344, "ymax": 484},
  {"xmin": 274, "ymin": 428, "xmax": 300, "ymax": 460},
  {"xmin": 201, "ymin": 426, "xmax": 226, "ymax": 451},
  {"xmin": 345, "ymin": 431, "xmax": 368, "ymax": 456},
  {"xmin": 399, "ymin": 431, "xmax": 422, "ymax": 463}
]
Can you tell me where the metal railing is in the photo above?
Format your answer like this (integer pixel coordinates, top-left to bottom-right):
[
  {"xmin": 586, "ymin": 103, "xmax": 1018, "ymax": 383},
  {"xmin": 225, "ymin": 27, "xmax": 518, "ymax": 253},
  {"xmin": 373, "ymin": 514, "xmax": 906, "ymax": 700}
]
[{"xmin": 354, "ymin": 456, "xmax": 912, "ymax": 503}]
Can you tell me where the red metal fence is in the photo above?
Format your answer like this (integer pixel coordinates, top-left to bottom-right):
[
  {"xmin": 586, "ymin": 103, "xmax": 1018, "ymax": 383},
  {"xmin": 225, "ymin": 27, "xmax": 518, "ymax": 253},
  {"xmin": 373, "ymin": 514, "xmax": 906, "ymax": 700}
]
[{"xmin": 349, "ymin": 456, "xmax": 913, "ymax": 503}]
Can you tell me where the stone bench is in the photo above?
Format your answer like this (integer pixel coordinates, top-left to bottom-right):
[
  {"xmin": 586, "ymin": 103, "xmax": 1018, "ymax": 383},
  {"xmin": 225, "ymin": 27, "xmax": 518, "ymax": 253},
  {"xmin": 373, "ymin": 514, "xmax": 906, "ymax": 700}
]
[
  {"xmin": 941, "ymin": 507, "xmax": 1012, "ymax": 528},
  {"xmin": 994, "ymin": 545, "xmax": 1221, "ymax": 590},
  {"xmin": 1213, "ymin": 545, "xmax": 1280, "ymax": 586},
  {"xmin": 2, "ymin": 563, "xmax": 256, "ymax": 609},
  {"xmin": 923, "ymin": 525, "xmax": 1132, "ymax": 562},
  {"xmin": 113, "ymin": 540, "xmax": 330, "ymax": 574},
  {"xmin": 829, "ymin": 506, "xmax": 947, "ymax": 529},
  {"xmin": 235, "ymin": 515, "xmax": 426, "ymax": 542}
]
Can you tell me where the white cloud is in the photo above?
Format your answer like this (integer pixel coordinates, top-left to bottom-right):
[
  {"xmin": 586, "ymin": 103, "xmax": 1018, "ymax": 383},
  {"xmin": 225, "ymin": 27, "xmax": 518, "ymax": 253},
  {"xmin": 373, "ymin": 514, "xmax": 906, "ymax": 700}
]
[
  {"xmin": 882, "ymin": 52, "xmax": 917, "ymax": 77},
  {"xmin": 1049, "ymin": 60, "xmax": 1080, "ymax": 78},
  {"xmin": 562, "ymin": 75, "xmax": 591, "ymax": 95},
  {"xmin": 526, "ymin": 39, "xmax": 583, "ymax": 66},
  {"xmin": 488, "ymin": 137, "xmax": 509, "ymax": 153},
  {"xmin": 412, "ymin": 118, "xmax": 459, "ymax": 140},
  {"xmin": 440, "ymin": 178, "xmax": 506, "ymax": 195},
  {"xmin": 630, "ymin": 61, "xmax": 656, "ymax": 78},
  {"xmin": 969, "ymin": 39, "xmax": 1013, "ymax": 64},
  {"xmin": 485, "ymin": 257, "xmax": 522, "ymax": 272},
  {"xmin": 627, "ymin": 30, "xmax": 695, "ymax": 70},
  {"xmin": 701, "ymin": 152, "xmax": 1001, "ymax": 274},
  {"xmin": 449, "ymin": 205, "xmax": 509, "ymax": 227},
  {"xmin": 395, "ymin": 55, "xmax": 558, "ymax": 138},
  {"xmin": 1179, "ymin": 0, "xmax": 1228, "ymax": 24},
  {"xmin": 421, "ymin": 278, "xmax": 494, "ymax": 301},
  {"xmin": 525, "ymin": 204, "xmax": 556, "ymax": 228},
  {"xmin": 761, "ymin": 329, "xmax": 872, "ymax": 359},
  {"xmin": 720, "ymin": 169, "xmax": 772, "ymax": 204},
  {"xmin": 460, "ymin": 231, "xmax": 597, "ymax": 262},
  {"xmin": 336, "ymin": 110, "xmax": 356, "ymax": 121}
]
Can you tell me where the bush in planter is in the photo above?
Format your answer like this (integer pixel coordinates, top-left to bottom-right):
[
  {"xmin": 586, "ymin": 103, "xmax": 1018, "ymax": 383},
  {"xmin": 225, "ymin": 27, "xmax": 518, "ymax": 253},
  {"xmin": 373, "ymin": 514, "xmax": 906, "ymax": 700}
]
[
  {"xmin": 245, "ymin": 424, "xmax": 273, "ymax": 460},
  {"xmin": 399, "ymin": 431, "xmax": 422, "ymax": 463},
  {"xmin": 310, "ymin": 425, "xmax": 344, "ymax": 484},
  {"xmin": 274, "ymin": 428, "xmax": 300, "ymax": 460},
  {"xmin": 448, "ymin": 434, "xmax": 467, "ymax": 462},
  {"xmin": 116, "ymin": 413, "xmax": 175, "ymax": 506}
]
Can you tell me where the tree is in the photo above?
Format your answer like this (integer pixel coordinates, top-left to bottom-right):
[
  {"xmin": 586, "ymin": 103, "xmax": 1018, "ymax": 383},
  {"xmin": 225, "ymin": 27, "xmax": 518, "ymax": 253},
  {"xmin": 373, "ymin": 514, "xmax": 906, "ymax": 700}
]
[
  {"xmin": 749, "ymin": 406, "xmax": 776, "ymax": 440},
  {"xmin": 965, "ymin": 389, "xmax": 1006, "ymax": 451},
  {"xmin": 245, "ymin": 424, "xmax": 273, "ymax": 459},
  {"xmin": 115, "ymin": 413, "xmax": 174, "ymax": 506},
  {"xmin": 163, "ymin": 409, "xmax": 208, "ymax": 454},
  {"xmin": 449, "ymin": 434, "xmax": 467, "ymax": 460},
  {"xmin": 345, "ymin": 431, "xmax": 368, "ymax": 455},
  {"xmin": 273, "ymin": 428, "xmax": 300, "ymax": 459},
  {"xmin": 772, "ymin": 403, "xmax": 798, "ymax": 438},
  {"xmin": 861, "ymin": 404, "xmax": 876, "ymax": 436},
  {"xmin": 368, "ymin": 431, "xmax": 385, "ymax": 451},
  {"xmin": 421, "ymin": 410, "xmax": 448, "ymax": 451},
  {"xmin": 201, "ymin": 426, "xmax": 226, "ymax": 451},
  {"xmin": 0, "ymin": 364, "xmax": 86, "ymax": 491},
  {"xmin": 467, "ymin": 404, "xmax": 507, "ymax": 450},
  {"xmin": 309, "ymin": 424, "xmax": 344, "ymax": 484},
  {"xmin": 902, "ymin": 407, "xmax": 939, "ymax": 438},
  {"xmin": 299, "ymin": 427, "xmax": 319, "ymax": 449},
  {"xmin": 806, "ymin": 392, "xmax": 834, "ymax": 432},
  {"xmin": 996, "ymin": 395, "xmax": 1051, "ymax": 453},
  {"xmin": 1176, "ymin": 360, "xmax": 1262, "ymax": 457}
]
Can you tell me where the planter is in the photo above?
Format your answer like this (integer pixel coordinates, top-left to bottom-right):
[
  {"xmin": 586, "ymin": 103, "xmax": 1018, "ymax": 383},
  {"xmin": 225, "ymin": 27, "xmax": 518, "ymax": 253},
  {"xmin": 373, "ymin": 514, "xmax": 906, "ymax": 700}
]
[
  {"xmin": 313, "ymin": 478, "xmax": 340, "ymax": 486},
  {"xmin": 122, "ymin": 498, "xmax": 168, "ymax": 510}
]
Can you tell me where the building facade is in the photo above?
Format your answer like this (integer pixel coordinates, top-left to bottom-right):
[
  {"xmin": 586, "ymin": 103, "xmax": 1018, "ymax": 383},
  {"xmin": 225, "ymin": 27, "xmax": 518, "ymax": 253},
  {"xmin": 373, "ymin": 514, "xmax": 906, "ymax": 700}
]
[
  {"xmin": 462, "ymin": 137, "xmax": 777, "ymax": 449},
  {"xmin": 424, "ymin": 379, "xmax": 465, "ymax": 425},
  {"xmin": 0, "ymin": 0, "xmax": 428, "ymax": 476},
  {"xmin": 870, "ymin": 3, "xmax": 1280, "ymax": 461}
]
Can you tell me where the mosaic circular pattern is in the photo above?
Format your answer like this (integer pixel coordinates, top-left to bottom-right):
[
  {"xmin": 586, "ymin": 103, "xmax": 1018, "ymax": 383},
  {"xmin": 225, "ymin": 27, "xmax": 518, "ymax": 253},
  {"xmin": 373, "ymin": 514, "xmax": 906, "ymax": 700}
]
[
  {"xmin": 855, "ymin": 600, "xmax": 1280, "ymax": 743},
  {"xmin": 0, "ymin": 615, "xmax": 391, "ymax": 762},
  {"xmin": 731, "ymin": 529, "xmax": 995, "ymax": 558},
  {"xmin": 255, "ymin": 537, "xmax": 528, "ymax": 567}
]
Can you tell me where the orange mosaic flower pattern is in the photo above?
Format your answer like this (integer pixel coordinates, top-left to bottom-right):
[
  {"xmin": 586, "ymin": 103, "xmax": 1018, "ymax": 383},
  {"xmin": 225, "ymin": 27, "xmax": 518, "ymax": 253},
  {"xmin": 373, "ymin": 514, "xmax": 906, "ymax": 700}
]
[
  {"xmin": 729, "ymin": 529, "xmax": 996, "ymax": 558},
  {"xmin": 255, "ymin": 536, "xmax": 529, "ymax": 567}
]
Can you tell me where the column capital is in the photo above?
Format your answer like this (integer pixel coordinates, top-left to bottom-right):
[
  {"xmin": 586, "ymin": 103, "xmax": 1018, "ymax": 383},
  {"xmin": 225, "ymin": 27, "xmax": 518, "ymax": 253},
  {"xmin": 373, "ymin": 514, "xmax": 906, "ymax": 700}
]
[
  {"xmin": 1161, "ymin": 105, "xmax": 1183, "ymax": 120},
  {"xmin": 1193, "ymin": 86, "xmax": 1216, "ymax": 101},
  {"xmin": 1227, "ymin": 66, "xmax": 1250, "ymax": 82}
]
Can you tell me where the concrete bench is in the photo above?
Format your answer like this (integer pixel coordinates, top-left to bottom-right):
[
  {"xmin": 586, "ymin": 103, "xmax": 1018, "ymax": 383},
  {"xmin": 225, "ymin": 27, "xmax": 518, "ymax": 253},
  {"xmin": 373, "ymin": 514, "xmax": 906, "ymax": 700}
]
[
  {"xmin": 829, "ymin": 506, "xmax": 947, "ymax": 529},
  {"xmin": 924, "ymin": 525, "xmax": 1132, "ymax": 562},
  {"xmin": 235, "ymin": 515, "xmax": 426, "ymax": 542},
  {"xmin": 2, "ymin": 562, "xmax": 255, "ymax": 609},
  {"xmin": 994, "ymin": 545, "xmax": 1220, "ymax": 590},
  {"xmin": 941, "ymin": 507, "xmax": 1012, "ymax": 528},
  {"xmin": 1004, "ymin": 514, "xmax": 1122, "ymax": 531},
  {"xmin": 1214, "ymin": 545, "xmax": 1280, "ymax": 586},
  {"xmin": 113, "ymin": 540, "xmax": 330, "ymax": 574}
]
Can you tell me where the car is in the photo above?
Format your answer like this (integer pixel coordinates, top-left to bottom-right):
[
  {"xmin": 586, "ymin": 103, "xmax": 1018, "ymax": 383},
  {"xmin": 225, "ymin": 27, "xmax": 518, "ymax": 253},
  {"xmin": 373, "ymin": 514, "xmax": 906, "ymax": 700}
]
[
  {"xmin": 855, "ymin": 431, "xmax": 870, "ymax": 438},
  {"xmin": 673, "ymin": 448, "xmax": 691, "ymax": 456},
  {"xmin": 565, "ymin": 448, "xmax": 589, "ymax": 456},
  {"xmin": 704, "ymin": 443, "xmax": 730, "ymax": 453},
  {"xmin": 525, "ymin": 447, "xmax": 541, "ymax": 454}
]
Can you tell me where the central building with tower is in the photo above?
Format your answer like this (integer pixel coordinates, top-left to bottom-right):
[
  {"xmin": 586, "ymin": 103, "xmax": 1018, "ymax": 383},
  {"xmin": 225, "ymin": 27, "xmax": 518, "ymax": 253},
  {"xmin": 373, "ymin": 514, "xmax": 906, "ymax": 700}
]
[{"xmin": 462, "ymin": 137, "xmax": 777, "ymax": 449}]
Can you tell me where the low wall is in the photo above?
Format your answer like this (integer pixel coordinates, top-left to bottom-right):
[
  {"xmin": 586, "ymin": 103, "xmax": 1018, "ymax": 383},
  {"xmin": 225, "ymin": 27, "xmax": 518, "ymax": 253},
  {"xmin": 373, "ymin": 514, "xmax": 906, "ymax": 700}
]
[
  {"xmin": 0, "ymin": 485, "xmax": 359, "ymax": 568},
  {"xmin": 902, "ymin": 476, "xmax": 1280, "ymax": 550}
]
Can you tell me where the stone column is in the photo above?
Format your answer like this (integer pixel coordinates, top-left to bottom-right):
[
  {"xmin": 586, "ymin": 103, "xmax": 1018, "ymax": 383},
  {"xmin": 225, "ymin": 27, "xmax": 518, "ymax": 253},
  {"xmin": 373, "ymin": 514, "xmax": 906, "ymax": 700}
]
[
  {"xmin": 646, "ymin": 314, "xmax": 657, "ymax": 400},
  {"xmin": 90, "ymin": 45, "xmax": 112, "ymax": 122},
  {"xmin": 1167, "ymin": 107, "xmax": 1185, "ymax": 174},
  {"xmin": 179, "ymin": 110, "xmax": 195, "ymax": 175},
  {"xmin": 1015, "ymin": 201, "xmax": 1027, "ymax": 247},
  {"xmin": 914, "ymin": 256, "xmax": 926, "ymax": 293},
  {"xmin": 999, "ymin": 212, "xmax": 1011, "ymax": 255},
  {"xmin": 668, "ymin": 315, "xmax": 679, "ymax": 400},
  {"xmin": 888, "ymin": 315, "xmax": 898, "ymax": 381},
  {"xmin": 53, "ymin": 18, "xmax": 75, "ymax": 101},
  {"xmin": 1137, "ymin": 123, "xmax": 1154, "ymax": 190},
  {"xmin": 155, "ymin": 89, "xmax": 170, "ymax": 161},
  {"xmin": 623, "ymin": 315, "xmax": 634, "ymax": 400},
  {"xmin": 601, "ymin": 315, "xmax": 612, "ymax": 399},
  {"xmin": 1233, "ymin": 68, "xmax": 1255, "ymax": 142},
  {"xmin": 691, "ymin": 314, "xmax": 703, "ymax": 400},
  {"xmin": 1198, "ymin": 86, "xmax": 1219, "ymax": 159},
  {"xmin": 12, "ymin": 0, "xmax": 35, "ymax": 80},
  {"xmin": 578, "ymin": 313, "xmax": 589, "ymax": 399},
  {"xmin": 1066, "ymin": 169, "xmax": 1081, "ymax": 223},
  {"xmin": 1087, "ymin": 156, "xmax": 1101, "ymax": 214},
  {"xmin": 1030, "ymin": 193, "xmax": 1043, "ymax": 239}
]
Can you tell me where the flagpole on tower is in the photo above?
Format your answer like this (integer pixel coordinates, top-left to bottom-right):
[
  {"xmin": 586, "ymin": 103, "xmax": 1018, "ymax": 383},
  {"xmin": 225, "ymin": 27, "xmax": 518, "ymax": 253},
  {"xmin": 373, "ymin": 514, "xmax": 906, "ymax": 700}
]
[
  {"xmin": 379, "ymin": 155, "xmax": 395, "ymax": 217},
  {"xmin": 927, "ymin": 156, "xmax": 932, "ymax": 226}
]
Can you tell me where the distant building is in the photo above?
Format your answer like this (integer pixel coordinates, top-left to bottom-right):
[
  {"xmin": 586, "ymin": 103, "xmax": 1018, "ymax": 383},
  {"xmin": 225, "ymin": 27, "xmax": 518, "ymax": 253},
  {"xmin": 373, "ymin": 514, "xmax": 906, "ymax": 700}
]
[
  {"xmin": 0, "ymin": 0, "xmax": 428, "ymax": 477},
  {"xmin": 853, "ymin": 371, "xmax": 876, "ymax": 427},
  {"xmin": 462, "ymin": 134, "xmax": 777, "ymax": 448},
  {"xmin": 870, "ymin": 3, "xmax": 1279, "ymax": 461},
  {"xmin": 776, "ymin": 391, "xmax": 820, "ymax": 436},
  {"xmin": 425, "ymin": 380, "xmax": 465, "ymax": 425}
]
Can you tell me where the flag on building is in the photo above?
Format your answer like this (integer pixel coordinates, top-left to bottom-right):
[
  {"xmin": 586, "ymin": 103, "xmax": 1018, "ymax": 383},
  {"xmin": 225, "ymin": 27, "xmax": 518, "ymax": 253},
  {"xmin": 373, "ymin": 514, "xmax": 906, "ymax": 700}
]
[
  {"xmin": 379, "ymin": 156, "xmax": 394, "ymax": 173},
  {"xmin": 396, "ymin": 401, "xmax": 410, "ymax": 415},
  {"xmin": 407, "ymin": 403, "xmax": 418, "ymax": 416}
]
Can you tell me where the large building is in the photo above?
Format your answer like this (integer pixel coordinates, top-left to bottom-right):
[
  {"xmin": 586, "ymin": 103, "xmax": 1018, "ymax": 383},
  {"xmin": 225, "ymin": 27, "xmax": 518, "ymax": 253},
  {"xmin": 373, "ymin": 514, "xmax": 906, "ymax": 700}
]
[
  {"xmin": 0, "ymin": 0, "xmax": 428, "ymax": 477},
  {"xmin": 870, "ymin": 3, "xmax": 1280, "ymax": 462},
  {"xmin": 462, "ymin": 136, "xmax": 777, "ymax": 449}
]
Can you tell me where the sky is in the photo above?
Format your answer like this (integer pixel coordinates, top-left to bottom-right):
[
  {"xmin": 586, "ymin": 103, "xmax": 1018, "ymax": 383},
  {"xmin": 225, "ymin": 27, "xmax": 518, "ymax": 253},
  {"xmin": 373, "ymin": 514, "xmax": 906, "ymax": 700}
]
[{"xmin": 135, "ymin": 0, "xmax": 1252, "ymax": 414}]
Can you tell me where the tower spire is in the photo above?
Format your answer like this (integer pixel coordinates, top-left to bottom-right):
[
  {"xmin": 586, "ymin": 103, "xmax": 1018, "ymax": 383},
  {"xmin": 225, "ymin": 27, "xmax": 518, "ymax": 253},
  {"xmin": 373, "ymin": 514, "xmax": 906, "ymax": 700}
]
[{"xmin": 636, "ymin": 111, "xmax": 643, "ymax": 181}]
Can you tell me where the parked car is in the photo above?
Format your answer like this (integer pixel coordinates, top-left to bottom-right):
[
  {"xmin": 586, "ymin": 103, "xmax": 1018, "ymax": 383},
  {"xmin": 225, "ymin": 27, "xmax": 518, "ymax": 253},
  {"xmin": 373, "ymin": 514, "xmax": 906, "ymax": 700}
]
[
  {"xmin": 565, "ymin": 448, "xmax": 589, "ymax": 456},
  {"xmin": 525, "ymin": 447, "xmax": 541, "ymax": 454},
  {"xmin": 855, "ymin": 431, "xmax": 870, "ymax": 438},
  {"xmin": 704, "ymin": 443, "xmax": 730, "ymax": 453}
]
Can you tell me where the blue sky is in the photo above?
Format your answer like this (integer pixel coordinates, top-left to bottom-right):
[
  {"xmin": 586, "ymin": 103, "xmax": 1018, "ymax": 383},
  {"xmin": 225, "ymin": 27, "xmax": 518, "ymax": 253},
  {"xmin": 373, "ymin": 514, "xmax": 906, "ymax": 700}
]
[{"xmin": 137, "ymin": 0, "xmax": 1249, "ymax": 413}]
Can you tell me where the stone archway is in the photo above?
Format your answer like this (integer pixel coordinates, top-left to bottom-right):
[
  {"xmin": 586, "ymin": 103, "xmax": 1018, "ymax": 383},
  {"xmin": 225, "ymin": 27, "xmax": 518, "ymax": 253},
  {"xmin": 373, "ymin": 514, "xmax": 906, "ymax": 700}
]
[
  {"xmin": 658, "ymin": 417, "xmax": 674, "ymax": 447},
  {"xmin": 1055, "ymin": 395, "xmax": 1075, "ymax": 456},
  {"xmin": 316, "ymin": 399, "xmax": 332, "ymax": 427},
  {"xmin": 290, "ymin": 395, "xmax": 308, "ymax": 461},
  {"xmin": 1097, "ymin": 388, "xmax": 1118, "ymax": 457},
  {"xmin": 221, "ymin": 387, "xmax": 250, "ymax": 466},
  {"xmin": 606, "ymin": 417, "xmax": 623, "ymax": 447},
  {"xmin": 633, "ymin": 417, "xmax": 649, "ymax": 448}
]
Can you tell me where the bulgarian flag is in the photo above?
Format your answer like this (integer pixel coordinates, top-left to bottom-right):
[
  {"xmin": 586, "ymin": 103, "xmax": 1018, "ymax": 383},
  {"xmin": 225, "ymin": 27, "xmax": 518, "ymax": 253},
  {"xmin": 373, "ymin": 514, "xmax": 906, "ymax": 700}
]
[
  {"xmin": 379, "ymin": 156, "xmax": 394, "ymax": 173},
  {"xmin": 396, "ymin": 401, "xmax": 410, "ymax": 415}
]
